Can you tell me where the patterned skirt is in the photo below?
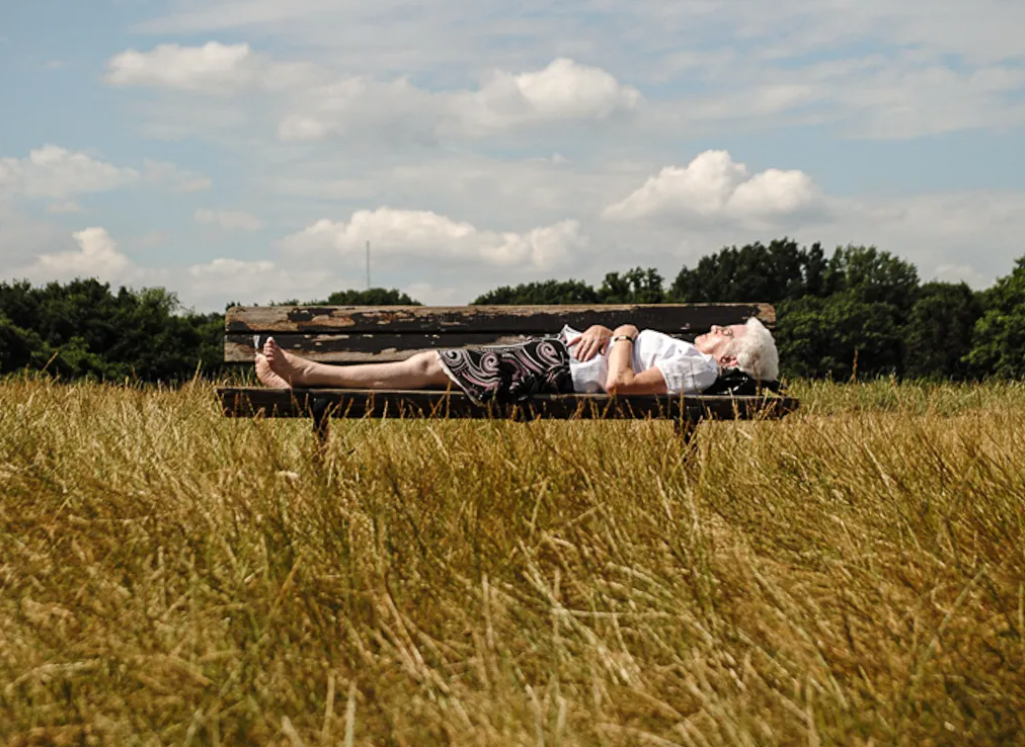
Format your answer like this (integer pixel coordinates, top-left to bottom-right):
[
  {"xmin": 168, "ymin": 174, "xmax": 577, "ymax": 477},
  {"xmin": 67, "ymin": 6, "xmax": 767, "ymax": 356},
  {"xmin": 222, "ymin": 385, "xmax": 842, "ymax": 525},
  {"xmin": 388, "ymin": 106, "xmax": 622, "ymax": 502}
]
[{"xmin": 436, "ymin": 337, "xmax": 574, "ymax": 405}]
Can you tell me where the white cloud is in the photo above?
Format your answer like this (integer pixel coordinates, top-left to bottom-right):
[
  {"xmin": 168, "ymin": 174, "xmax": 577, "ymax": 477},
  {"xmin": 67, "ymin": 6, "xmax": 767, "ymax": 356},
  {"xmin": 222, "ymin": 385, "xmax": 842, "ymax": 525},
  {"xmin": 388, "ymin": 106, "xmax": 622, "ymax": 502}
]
[
  {"xmin": 14, "ymin": 228, "xmax": 148, "ymax": 286},
  {"xmin": 144, "ymin": 160, "xmax": 212, "ymax": 192},
  {"xmin": 134, "ymin": 0, "xmax": 571, "ymax": 74},
  {"xmin": 189, "ymin": 257, "xmax": 275, "ymax": 277},
  {"xmin": 125, "ymin": 1, "xmax": 1025, "ymax": 142},
  {"xmin": 105, "ymin": 45, "xmax": 640, "ymax": 142},
  {"xmin": 9, "ymin": 186, "xmax": 1017, "ymax": 312},
  {"xmin": 511, "ymin": 58, "xmax": 639, "ymax": 117},
  {"xmin": 46, "ymin": 201, "xmax": 87, "ymax": 214},
  {"xmin": 739, "ymin": 0, "xmax": 1025, "ymax": 66},
  {"xmin": 831, "ymin": 64, "xmax": 1025, "ymax": 138},
  {"xmin": 276, "ymin": 116, "xmax": 331, "ymax": 143},
  {"xmin": 183, "ymin": 258, "xmax": 340, "ymax": 308},
  {"xmin": 688, "ymin": 57, "xmax": 1025, "ymax": 139},
  {"xmin": 195, "ymin": 208, "xmax": 265, "ymax": 231},
  {"xmin": 858, "ymin": 191, "xmax": 1025, "ymax": 242},
  {"xmin": 231, "ymin": 148, "xmax": 1025, "ymax": 302},
  {"xmin": 0, "ymin": 147, "xmax": 211, "ymax": 201},
  {"xmin": 105, "ymin": 41, "xmax": 323, "ymax": 96},
  {"xmin": 283, "ymin": 208, "xmax": 587, "ymax": 270},
  {"xmin": 276, "ymin": 58, "xmax": 641, "ymax": 143},
  {"xmin": 106, "ymin": 42, "xmax": 255, "ymax": 93},
  {"xmin": 450, "ymin": 58, "xmax": 641, "ymax": 135},
  {"xmin": 137, "ymin": 1, "xmax": 1025, "ymax": 72},
  {"xmin": 136, "ymin": 0, "xmax": 345, "ymax": 35},
  {"xmin": 269, "ymin": 148, "xmax": 641, "ymax": 209},
  {"xmin": 0, "ymin": 208, "xmax": 75, "ymax": 272},
  {"xmin": 24, "ymin": 1, "xmax": 1025, "ymax": 310},
  {"xmin": 276, "ymin": 76, "xmax": 436, "ymax": 143},
  {"xmin": 400, "ymin": 281, "xmax": 465, "ymax": 306},
  {"xmin": 604, "ymin": 150, "xmax": 822, "ymax": 225},
  {"xmin": 932, "ymin": 263, "xmax": 990, "ymax": 288},
  {"xmin": 840, "ymin": 190, "xmax": 1025, "ymax": 285},
  {"xmin": 0, "ymin": 146, "xmax": 139, "ymax": 200}
]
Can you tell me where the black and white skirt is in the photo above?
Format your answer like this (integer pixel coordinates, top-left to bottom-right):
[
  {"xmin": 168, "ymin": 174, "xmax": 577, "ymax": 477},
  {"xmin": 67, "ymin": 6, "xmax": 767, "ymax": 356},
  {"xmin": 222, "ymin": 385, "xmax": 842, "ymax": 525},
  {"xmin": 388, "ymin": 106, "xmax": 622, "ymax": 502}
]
[{"xmin": 436, "ymin": 337, "xmax": 574, "ymax": 405}]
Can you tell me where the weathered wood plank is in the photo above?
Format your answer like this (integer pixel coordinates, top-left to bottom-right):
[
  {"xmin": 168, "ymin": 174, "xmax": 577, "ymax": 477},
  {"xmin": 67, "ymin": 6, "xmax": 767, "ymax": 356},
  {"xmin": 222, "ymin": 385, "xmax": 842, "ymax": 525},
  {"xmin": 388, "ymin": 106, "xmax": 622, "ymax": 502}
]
[
  {"xmin": 226, "ymin": 304, "xmax": 776, "ymax": 335},
  {"xmin": 217, "ymin": 387, "xmax": 799, "ymax": 422},
  {"xmin": 227, "ymin": 332, "xmax": 538, "ymax": 363}
]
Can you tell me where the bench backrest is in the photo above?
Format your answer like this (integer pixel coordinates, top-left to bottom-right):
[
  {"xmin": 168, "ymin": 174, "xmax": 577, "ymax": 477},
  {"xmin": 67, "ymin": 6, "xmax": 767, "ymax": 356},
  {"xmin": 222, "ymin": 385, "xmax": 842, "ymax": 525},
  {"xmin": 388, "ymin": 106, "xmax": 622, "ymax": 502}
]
[{"xmin": 225, "ymin": 304, "xmax": 775, "ymax": 364}]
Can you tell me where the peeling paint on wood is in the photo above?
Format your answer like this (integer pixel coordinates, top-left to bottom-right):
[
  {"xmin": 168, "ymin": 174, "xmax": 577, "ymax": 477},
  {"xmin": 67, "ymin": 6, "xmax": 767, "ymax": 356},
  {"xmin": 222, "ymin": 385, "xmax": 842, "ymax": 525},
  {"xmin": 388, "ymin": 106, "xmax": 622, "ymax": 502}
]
[{"xmin": 226, "ymin": 304, "xmax": 776, "ymax": 334}]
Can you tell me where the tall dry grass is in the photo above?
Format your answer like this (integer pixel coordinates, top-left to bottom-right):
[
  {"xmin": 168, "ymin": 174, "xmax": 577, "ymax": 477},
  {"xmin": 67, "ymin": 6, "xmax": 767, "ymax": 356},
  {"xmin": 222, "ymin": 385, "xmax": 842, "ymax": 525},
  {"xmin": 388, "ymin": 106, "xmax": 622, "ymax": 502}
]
[{"xmin": 1, "ymin": 377, "xmax": 1023, "ymax": 746}]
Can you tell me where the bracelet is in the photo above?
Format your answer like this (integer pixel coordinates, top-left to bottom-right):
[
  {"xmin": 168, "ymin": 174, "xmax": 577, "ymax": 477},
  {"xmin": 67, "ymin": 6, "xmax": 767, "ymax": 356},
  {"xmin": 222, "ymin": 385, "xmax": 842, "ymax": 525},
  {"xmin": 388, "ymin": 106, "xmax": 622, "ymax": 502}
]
[{"xmin": 611, "ymin": 334, "xmax": 636, "ymax": 344}]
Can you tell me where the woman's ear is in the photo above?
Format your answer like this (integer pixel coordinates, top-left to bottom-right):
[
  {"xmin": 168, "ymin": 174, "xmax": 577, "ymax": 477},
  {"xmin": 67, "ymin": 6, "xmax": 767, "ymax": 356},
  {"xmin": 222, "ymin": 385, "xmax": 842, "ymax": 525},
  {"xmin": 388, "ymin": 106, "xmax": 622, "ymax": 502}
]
[{"xmin": 718, "ymin": 353, "xmax": 739, "ymax": 369}]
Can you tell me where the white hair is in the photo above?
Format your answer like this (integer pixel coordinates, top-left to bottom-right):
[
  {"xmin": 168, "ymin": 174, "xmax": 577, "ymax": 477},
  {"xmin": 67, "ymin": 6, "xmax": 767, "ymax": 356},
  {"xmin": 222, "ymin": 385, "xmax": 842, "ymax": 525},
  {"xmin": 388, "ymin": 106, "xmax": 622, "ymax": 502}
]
[{"xmin": 727, "ymin": 318, "xmax": 779, "ymax": 381}]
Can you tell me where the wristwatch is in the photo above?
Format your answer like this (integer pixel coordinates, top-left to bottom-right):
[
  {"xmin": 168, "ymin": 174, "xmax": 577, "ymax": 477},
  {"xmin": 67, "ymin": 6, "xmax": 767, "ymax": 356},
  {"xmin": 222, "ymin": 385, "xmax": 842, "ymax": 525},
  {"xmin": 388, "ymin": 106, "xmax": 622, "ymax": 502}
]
[{"xmin": 611, "ymin": 334, "xmax": 636, "ymax": 344}]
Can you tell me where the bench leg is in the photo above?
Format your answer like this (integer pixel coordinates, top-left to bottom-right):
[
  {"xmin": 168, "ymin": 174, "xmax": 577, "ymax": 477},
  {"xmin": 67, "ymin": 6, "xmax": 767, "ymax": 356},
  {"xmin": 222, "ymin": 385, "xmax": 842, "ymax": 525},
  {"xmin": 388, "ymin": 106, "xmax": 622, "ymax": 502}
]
[{"xmin": 311, "ymin": 395, "xmax": 332, "ymax": 452}]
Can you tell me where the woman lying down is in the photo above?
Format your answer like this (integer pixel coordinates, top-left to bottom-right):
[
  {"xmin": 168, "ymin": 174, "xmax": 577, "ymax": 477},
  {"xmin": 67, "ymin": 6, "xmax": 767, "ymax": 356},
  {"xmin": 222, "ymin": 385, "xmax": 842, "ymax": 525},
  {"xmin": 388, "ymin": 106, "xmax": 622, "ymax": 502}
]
[{"xmin": 255, "ymin": 320, "xmax": 779, "ymax": 405}]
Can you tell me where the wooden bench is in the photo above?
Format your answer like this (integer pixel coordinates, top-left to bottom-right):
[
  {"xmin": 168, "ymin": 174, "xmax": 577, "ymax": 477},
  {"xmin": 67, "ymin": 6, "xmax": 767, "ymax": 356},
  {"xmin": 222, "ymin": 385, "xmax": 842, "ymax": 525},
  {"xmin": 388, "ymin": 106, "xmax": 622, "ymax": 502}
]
[{"xmin": 217, "ymin": 303, "xmax": 799, "ymax": 442}]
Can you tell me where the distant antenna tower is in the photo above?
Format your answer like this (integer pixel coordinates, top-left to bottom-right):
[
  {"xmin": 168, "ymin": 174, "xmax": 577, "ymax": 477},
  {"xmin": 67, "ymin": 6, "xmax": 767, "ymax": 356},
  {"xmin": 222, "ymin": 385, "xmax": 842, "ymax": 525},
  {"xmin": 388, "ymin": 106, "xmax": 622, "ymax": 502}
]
[{"xmin": 366, "ymin": 240, "xmax": 371, "ymax": 289}]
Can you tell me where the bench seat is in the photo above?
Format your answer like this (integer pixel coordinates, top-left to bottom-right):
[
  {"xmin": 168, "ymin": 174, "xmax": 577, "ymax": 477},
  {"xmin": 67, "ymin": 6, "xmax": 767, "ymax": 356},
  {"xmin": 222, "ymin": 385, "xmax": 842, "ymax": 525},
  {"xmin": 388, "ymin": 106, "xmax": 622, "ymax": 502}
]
[{"xmin": 218, "ymin": 387, "xmax": 800, "ymax": 421}]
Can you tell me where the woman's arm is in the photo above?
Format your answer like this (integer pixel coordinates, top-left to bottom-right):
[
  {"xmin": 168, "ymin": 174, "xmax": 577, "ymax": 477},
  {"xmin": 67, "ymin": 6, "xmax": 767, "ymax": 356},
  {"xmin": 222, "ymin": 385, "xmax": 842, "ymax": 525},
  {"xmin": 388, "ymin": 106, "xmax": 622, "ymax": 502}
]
[{"xmin": 604, "ymin": 324, "xmax": 669, "ymax": 395}]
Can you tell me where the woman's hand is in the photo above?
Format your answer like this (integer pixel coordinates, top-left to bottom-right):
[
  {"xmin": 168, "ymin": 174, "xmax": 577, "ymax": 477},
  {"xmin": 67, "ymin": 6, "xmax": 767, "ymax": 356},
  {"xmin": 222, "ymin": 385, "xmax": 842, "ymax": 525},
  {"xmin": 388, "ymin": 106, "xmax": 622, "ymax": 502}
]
[
  {"xmin": 612, "ymin": 324, "xmax": 639, "ymax": 339},
  {"xmin": 567, "ymin": 324, "xmax": 613, "ymax": 361}
]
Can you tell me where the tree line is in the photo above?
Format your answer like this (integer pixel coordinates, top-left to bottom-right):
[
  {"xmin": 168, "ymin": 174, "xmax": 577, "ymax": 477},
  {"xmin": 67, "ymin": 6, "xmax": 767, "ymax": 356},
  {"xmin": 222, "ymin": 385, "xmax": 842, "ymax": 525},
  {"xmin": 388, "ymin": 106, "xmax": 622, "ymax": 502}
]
[{"xmin": 2, "ymin": 239, "xmax": 1024, "ymax": 382}]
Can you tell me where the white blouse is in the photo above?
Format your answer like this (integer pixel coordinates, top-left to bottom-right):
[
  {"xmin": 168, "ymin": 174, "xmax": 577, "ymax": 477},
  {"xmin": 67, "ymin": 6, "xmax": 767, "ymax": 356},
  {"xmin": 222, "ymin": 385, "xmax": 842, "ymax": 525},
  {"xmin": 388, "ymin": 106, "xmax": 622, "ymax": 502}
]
[{"xmin": 560, "ymin": 325, "xmax": 719, "ymax": 395}]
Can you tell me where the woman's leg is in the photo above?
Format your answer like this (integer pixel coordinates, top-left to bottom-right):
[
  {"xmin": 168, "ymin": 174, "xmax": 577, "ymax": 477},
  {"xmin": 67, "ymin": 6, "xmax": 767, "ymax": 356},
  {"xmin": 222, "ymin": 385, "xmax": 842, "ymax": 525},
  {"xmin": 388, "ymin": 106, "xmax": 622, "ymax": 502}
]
[{"xmin": 256, "ymin": 337, "xmax": 451, "ymax": 389}]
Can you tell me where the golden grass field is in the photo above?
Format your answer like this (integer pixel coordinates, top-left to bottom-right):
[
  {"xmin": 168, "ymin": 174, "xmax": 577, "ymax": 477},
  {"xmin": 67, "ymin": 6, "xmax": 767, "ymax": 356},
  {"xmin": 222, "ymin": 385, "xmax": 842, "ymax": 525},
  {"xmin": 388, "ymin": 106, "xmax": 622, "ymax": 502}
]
[{"xmin": 1, "ymin": 378, "xmax": 1024, "ymax": 746}]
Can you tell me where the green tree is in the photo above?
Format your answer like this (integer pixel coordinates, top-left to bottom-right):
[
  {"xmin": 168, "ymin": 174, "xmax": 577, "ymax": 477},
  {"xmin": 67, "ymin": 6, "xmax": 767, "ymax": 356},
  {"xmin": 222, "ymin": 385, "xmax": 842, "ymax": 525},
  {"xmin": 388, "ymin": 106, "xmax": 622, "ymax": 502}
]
[
  {"xmin": 318, "ymin": 288, "xmax": 422, "ymax": 305},
  {"xmin": 4, "ymin": 279, "xmax": 120, "ymax": 379},
  {"xmin": 0, "ymin": 281, "xmax": 39, "ymax": 329},
  {"xmin": 671, "ymin": 239, "xmax": 824, "ymax": 303},
  {"xmin": 0, "ymin": 279, "xmax": 223, "ymax": 382},
  {"xmin": 772, "ymin": 245, "xmax": 921, "ymax": 381},
  {"xmin": 903, "ymin": 282, "xmax": 982, "ymax": 380},
  {"xmin": 803, "ymin": 242, "xmax": 828, "ymax": 298},
  {"xmin": 472, "ymin": 279, "xmax": 599, "ymax": 305},
  {"xmin": 777, "ymin": 293, "xmax": 903, "ymax": 380},
  {"xmin": 967, "ymin": 258, "xmax": 1025, "ymax": 378},
  {"xmin": 598, "ymin": 267, "xmax": 665, "ymax": 304},
  {"xmin": 0, "ymin": 313, "xmax": 49, "ymax": 373},
  {"xmin": 104, "ymin": 288, "xmax": 212, "ymax": 381},
  {"xmin": 191, "ymin": 311, "xmax": 231, "ymax": 378},
  {"xmin": 823, "ymin": 245, "xmax": 920, "ymax": 313}
]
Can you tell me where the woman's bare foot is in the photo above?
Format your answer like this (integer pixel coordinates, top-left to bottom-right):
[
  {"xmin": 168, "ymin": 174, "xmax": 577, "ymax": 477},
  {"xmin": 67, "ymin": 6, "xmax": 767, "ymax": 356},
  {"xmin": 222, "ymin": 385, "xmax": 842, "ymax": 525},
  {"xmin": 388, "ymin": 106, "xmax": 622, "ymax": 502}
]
[
  {"xmin": 255, "ymin": 353, "xmax": 290, "ymax": 388},
  {"xmin": 263, "ymin": 337, "xmax": 318, "ymax": 387}
]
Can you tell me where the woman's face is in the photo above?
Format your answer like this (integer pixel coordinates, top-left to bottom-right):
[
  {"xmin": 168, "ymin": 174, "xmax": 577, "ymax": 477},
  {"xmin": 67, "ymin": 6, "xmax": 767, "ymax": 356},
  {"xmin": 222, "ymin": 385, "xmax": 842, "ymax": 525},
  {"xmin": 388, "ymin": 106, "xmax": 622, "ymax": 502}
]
[{"xmin": 694, "ymin": 324, "xmax": 748, "ymax": 360}]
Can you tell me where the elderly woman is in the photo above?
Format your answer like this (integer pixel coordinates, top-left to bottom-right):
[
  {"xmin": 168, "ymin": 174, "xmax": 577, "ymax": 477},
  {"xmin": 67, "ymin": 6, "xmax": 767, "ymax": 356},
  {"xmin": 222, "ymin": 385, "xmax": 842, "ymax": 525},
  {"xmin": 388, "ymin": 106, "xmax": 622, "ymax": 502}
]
[{"xmin": 256, "ymin": 319, "xmax": 779, "ymax": 404}]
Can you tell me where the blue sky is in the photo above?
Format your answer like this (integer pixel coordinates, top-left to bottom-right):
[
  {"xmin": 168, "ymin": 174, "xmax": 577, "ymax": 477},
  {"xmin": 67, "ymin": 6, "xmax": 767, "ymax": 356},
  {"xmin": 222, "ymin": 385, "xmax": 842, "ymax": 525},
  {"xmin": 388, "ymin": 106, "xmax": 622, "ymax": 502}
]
[{"xmin": 2, "ymin": 0, "xmax": 1024, "ymax": 310}]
